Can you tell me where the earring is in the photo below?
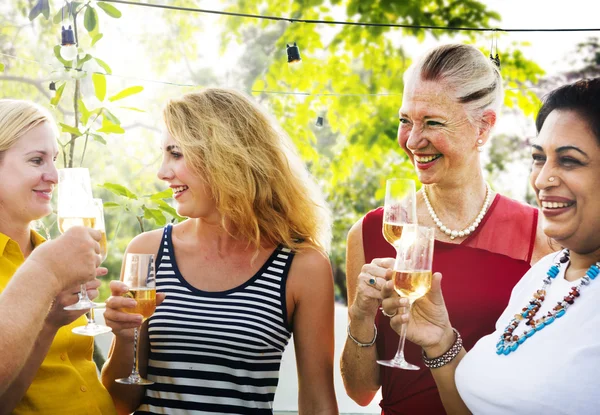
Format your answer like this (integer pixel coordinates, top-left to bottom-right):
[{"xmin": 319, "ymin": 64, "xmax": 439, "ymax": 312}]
[
  {"xmin": 548, "ymin": 177, "xmax": 556, "ymax": 182},
  {"xmin": 477, "ymin": 139, "xmax": 484, "ymax": 152}
]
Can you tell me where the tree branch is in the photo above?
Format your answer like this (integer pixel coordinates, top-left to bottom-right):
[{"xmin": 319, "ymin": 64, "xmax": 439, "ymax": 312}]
[{"xmin": 0, "ymin": 75, "xmax": 73, "ymax": 115}]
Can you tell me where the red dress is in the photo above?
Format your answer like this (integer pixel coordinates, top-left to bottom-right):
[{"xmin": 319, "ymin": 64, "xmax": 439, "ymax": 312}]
[{"xmin": 362, "ymin": 194, "xmax": 538, "ymax": 414}]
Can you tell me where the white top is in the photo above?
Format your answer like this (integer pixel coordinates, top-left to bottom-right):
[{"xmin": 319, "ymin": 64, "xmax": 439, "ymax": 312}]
[{"xmin": 455, "ymin": 252, "xmax": 600, "ymax": 415}]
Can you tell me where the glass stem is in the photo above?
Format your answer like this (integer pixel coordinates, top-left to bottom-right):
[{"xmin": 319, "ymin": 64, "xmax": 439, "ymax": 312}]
[
  {"xmin": 131, "ymin": 327, "xmax": 140, "ymax": 379},
  {"xmin": 393, "ymin": 303, "xmax": 412, "ymax": 363},
  {"xmin": 86, "ymin": 309, "xmax": 94, "ymax": 325},
  {"xmin": 79, "ymin": 283, "xmax": 90, "ymax": 302}
]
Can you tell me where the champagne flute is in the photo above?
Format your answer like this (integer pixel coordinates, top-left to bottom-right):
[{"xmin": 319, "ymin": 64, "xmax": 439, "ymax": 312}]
[
  {"xmin": 378, "ymin": 225, "xmax": 435, "ymax": 370},
  {"xmin": 72, "ymin": 199, "xmax": 112, "ymax": 336},
  {"xmin": 116, "ymin": 253, "xmax": 157, "ymax": 385},
  {"xmin": 57, "ymin": 168, "xmax": 98, "ymax": 311},
  {"xmin": 382, "ymin": 178, "xmax": 417, "ymax": 262}
]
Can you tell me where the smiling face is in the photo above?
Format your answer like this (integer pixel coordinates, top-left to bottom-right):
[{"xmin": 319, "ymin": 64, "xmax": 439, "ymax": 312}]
[
  {"xmin": 398, "ymin": 79, "xmax": 485, "ymax": 185},
  {"xmin": 531, "ymin": 110, "xmax": 600, "ymax": 254},
  {"xmin": 157, "ymin": 134, "xmax": 218, "ymax": 221},
  {"xmin": 0, "ymin": 122, "xmax": 59, "ymax": 227}
]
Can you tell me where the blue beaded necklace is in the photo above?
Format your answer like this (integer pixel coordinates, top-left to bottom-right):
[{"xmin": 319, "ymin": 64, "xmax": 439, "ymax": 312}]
[{"xmin": 496, "ymin": 250, "xmax": 599, "ymax": 356}]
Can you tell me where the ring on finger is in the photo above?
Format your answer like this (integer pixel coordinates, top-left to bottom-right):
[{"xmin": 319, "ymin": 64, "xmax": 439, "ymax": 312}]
[
  {"xmin": 381, "ymin": 308, "xmax": 397, "ymax": 318},
  {"xmin": 368, "ymin": 277, "xmax": 376, "ymax": 286}
]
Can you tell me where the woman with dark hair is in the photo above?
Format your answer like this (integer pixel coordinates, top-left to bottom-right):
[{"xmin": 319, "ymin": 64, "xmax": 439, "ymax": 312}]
[
  {"xmin": 381, "ymin": 77, "xmax": 600, "ymax": 414},
  {"xmin": 341, "ymin": 44, "xmax": 553, "ymax": 413}
]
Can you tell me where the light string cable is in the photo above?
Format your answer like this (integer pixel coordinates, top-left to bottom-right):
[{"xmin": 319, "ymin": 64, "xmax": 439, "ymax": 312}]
[{"xmin": 98, "ymin": 0, "xmax": 600, "ymax": 32}]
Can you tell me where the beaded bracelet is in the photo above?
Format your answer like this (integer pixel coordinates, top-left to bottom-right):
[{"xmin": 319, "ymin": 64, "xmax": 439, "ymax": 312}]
[
  {"xmin": 421, "ymin": 328, "xmax": 463, "ymax": 369},
  {"xmin": 347, "ymin": 323, "xmax": 377, "ymax": 347}
]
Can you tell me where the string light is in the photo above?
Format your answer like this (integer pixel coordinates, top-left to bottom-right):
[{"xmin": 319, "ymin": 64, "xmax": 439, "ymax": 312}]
[
  {"xmin": 60, "ymin": 25, "xmax": 78, "ymax": 61},
  {"xmin": 286, "ymin": 42, "xmax": 301, "ymax": 69}
]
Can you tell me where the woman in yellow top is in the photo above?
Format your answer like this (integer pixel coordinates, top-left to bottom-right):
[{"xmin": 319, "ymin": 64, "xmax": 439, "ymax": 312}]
[{"xmin": 0, "ymin": 99, "xmax": 116, "ymax": 414}]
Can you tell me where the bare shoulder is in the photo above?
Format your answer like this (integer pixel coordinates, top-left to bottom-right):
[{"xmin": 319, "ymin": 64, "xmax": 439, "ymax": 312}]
[
  {"xmin": 289, "ymin": 247, "xmax": 332, "ymax": 280},
  {"xmin": 126, "ymin": 228, "xmax": 165, "ymax": 255},
  {"xmin": 347, "ymin": 217, "xmax": 364, "ymax": 249}
]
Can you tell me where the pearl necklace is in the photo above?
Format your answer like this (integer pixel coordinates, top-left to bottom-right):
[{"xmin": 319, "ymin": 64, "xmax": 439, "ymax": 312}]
[
  {"xmin": 496, "ymin": 250, "xmax": 599, "ymax": 355},
  {"xmin": 422, "ymin": 183, "xmax": 491, "ymax": 240}
]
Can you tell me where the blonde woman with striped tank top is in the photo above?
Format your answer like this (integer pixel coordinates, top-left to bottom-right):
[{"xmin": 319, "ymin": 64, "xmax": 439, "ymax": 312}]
[{"xmin": 101, "ymin": 88, "xmax": 338, "ymax": 414}]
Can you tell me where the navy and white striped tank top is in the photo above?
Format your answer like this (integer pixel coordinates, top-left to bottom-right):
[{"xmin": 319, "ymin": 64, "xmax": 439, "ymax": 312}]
[{"xmin": 135, "ymin": 224, "xmax": 294, "ymax": 414}]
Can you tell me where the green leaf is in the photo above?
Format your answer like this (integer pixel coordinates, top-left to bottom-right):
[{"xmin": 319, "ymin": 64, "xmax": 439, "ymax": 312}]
[
  {"xmin": 143, "ymin": 206, "xmax": 167, "ymax": 227},
  {"xmin": 92, "ymin": 73, "xmax": 106, "ymax": 101},
  {"xmin": 118, "ymin": 106, "xmax": 144, "ymax": 112},
  {"xmin": 96, "ymin": 119, "xmax": 124, "ymax": 134},
  {"xmin": 41, "ymin": 0, "xmax": 50, "ymax": 18},
  {"xmin": 108, "ymin": 86, "xmax": 144, "ymax": 102},
  {"xmin": 78, "ymin": 99, "xmax": 91, "ymax": 124},
  {"xmin": 76, "ymin": 53, "xmax": 92, "ymax": 70},
  {"xmin": 29, "ymin": 0, "xmax": 43, "ymax": 20},
  {"xmin": 93, "ymin": 58, "xmax": 112, "ymax": 75},
  {"xmin": 103, "ymin": 109, "xmax": 120, "ymax": 125},
  {"xmin": 149, "ymin": 188, "xmax": 173, "ymax": 200},
  {"xmin": 96, "ymin": 2, "xmax": 122, "ymax": 18},
  {"xmin": 103, "ymin": 201, "xmax": 120, "ymax": 208},
  {"xmin": 84, "ymin": 6, "xmax": 98, "ymax": 32},
  {"xmin": 0, "ymin": 63, "xmax": 4, "ymax": 72},
  {"xmin": 59, "ymin": 123, "xmax": 82, "ymax": 136},
  {"xmin": 91, "ymin": 33, "xmax": 104, "ymax": 47},
  {"xmin": 99, "ymin": 182, "xmax": 138, "ymax": 199},
  {"xmin": 50, "ymin": 82, "xmax": 66, "ymax": 107},
  {"xmin": 155, "ymin": 200, "xmax": 185, "ymax": 222},
  {"xmin": 53, "ymin": 45, "xmax": 70, "ymax": 66},
  {"xmin": 90, "ymin": 133, "xmax": 107, "ymax": 144}
]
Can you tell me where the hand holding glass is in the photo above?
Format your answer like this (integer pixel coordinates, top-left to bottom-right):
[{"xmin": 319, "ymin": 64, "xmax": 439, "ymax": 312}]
[
  {"xmin": 116, "ymin": 253, "xmax": 157, "ymax": 385},
  {"xmin": 378, "ymin": 225, "xmax": 435, "ymax": 370},
  {"xmin": 58, "ymin": 168, "xmax": 100, "ymax": 311}
]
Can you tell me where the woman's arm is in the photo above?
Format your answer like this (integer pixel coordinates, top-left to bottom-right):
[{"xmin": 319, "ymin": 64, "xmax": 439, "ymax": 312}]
[
  {"xmin": 0, "ymin": 282, "xmax": 100, "ymax": 414},
  {"xmin": 288, "ymin": 248, "xmax": 338, "ymax": 414},
  {"xmin": 0, "ymin": 227, "xmax": 102, "ymax": 397},
  {"xmin": 101, "ymin": 230, "xmax": 164, "ymax": 415},
  {"xmin": 339, "ymin": 219, "xmax": 381, "ymax": 406}
]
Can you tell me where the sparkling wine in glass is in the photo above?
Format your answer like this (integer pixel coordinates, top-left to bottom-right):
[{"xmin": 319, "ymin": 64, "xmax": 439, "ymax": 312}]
[
  {"xmin": 378, "ymin": 225, "xmax": 435, "ymax": 370},
  {"xmin": 72, "ymin": 199, "xmax": 112, "ymax": 336},
  {"xmin": 116, "ymin": 253, "xmax": 157, "ymax": 385},
  {"xmin": 58, "ymin": 168, "xmax": 98, "ymax": 311},
  {"xmin": 382, "ymin": 178, "xmax": 417, "ymax": 263}
]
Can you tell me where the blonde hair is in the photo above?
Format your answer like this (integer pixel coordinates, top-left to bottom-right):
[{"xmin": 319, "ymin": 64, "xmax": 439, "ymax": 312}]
[
  {"xmin": 163, "ymin": 88, "xmax": 331, "ymax": 254},
  {"xmin": 404, "ymin": 44, "xmax": 504, "ymax": 126},
  {"xmin": 0, "ymin": 99, "xmax": 56, "ymax": 159}
]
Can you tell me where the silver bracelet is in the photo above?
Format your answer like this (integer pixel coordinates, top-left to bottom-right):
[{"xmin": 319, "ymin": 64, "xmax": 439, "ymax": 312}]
[
  {"xmin": 422, "ymin": 328, "xmax": 463, "ymax": 369},
  {"xmin": 347, "ymin": 323, "xmax": 377, "ymax": 347}
]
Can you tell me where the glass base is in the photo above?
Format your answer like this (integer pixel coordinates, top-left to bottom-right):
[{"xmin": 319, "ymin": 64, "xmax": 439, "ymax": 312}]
[
  {"xmin": 115, "ymin": 375, "xmax": 154, "ymax": 385},
  {"xmin": 377, "ymin": 358, "xmax": 420, "ymax": 370},
  {"xmin": 64, "ymin": 299, "xmax": 101, "ymax": 311},
  {"xmin": 72, "ymin": 323, "xmax": 112, "ymax": 337}
]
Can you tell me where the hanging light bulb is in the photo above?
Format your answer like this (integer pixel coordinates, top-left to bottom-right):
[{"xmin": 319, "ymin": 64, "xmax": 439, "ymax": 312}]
[
  {"xmin": 60, "ymin": 25, "xmax": 78, "ymax": 61},
  {"xmin": 286, "ymin": 43, "xmax": 302, "ymax": 70}
]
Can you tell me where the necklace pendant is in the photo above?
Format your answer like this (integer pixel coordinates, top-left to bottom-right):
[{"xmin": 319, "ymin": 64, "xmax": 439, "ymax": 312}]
[{"xmin": 450, "ymin": 235, "xmax": 455, "ymax": 240}]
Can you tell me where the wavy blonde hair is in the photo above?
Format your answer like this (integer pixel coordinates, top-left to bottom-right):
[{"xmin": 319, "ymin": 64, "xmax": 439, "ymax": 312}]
[
  {"xmin": 163, "ymin": 88, "xmax": 331, "ymax": 254},
  {"xmin": 0, "ymin": 99, "xmax": 56, "ymax": 160}
]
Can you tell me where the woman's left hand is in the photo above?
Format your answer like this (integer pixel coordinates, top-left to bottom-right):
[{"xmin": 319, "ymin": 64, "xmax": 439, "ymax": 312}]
[
  {"xmin": 380, "ymin": 272, "xmax": 455, "ymax": 354},
  {"xmin": 44, "ymin": 279, "xmax": 101, "ymax": 330}
]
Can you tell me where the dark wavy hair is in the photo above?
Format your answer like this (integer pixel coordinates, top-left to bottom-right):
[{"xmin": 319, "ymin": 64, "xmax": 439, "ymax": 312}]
[{"xmin": 536, "ymin": 78, "xmax": 600, "ymax": 143}]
